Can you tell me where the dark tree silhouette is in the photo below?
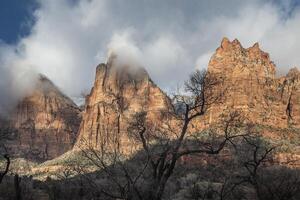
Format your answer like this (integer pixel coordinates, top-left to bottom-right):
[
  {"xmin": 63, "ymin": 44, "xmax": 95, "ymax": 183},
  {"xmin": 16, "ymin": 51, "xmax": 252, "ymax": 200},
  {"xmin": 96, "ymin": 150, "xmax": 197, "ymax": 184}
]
[
  {"xmin": 79, "ymin": 70, "xmax": 251, "ymax": 200},
  {"xmin": 0, "ymin": 121, "xmax": 12, "ymax": 184}
]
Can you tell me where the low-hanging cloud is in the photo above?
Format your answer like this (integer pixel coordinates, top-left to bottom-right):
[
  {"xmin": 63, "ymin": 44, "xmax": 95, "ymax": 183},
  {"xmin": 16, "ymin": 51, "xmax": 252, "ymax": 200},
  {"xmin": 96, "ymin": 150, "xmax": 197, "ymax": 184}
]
[
  {"xmin": 106, "ymin": 30, "xmax": 143, "ymax": 69},
  {"xmin": 106, "ymin": 30, "xmax": 190, "ymax": 89},
  {"xmin": 0, "ymin": 0, "xmax": 300, "ymax": 112},
  {"xmin": 0, "ymin": 42, "xmax": 38, "ymax": 115}
]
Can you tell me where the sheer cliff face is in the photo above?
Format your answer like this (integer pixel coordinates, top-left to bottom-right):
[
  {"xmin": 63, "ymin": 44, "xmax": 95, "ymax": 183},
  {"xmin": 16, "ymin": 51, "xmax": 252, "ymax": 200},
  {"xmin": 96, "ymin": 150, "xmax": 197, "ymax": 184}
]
[
  {"xmin": 74, "ymin": 56, "xmax": 172, "ymax": 154},
  {"xmin": 75, "ymin": 41, "xmax": 300, "ymax": 156},
  {"xmin": 1, "ymin": 75, "xmax": 81, "ymax": 162},
  {"xmin": 206, "ymin": 38, "xmax": 300, "ymax": 128},
  {"xmin": 2, "ymin": 37, "xmax": 298, "ymax": 163},
  {"xmin": 281, "ymin": 68, "xmax": 300, "ymax": 127}
]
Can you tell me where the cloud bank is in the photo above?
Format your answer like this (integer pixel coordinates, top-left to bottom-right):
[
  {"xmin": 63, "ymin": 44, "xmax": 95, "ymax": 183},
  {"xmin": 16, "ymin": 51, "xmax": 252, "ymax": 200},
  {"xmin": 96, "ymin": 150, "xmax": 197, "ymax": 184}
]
[{"xmin": 0, "ymin": 0, "xmax": 300, "ymax": 112}]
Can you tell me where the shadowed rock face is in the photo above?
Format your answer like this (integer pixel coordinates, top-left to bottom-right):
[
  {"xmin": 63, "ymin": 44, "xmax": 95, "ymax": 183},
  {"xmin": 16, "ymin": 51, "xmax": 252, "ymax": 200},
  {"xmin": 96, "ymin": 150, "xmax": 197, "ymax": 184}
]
[
  {"xmin": 0, "ymin": 75, "xmax": 82, "ymax": 162},
  {"xmin": 74, "ymin": 55, "xmax": 173, "ymax": 154},
  {"xmin": 282, "ymin": 68, "xmax": 300, "ymax": 127},
  {"xmin": 205, "ymin": 37, "xmax": 300, "ymax": 128}
]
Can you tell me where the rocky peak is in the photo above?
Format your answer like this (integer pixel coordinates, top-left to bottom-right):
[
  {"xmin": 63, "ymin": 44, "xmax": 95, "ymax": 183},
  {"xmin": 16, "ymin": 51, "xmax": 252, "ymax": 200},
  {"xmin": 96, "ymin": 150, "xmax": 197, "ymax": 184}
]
[
  {"xmin": 12, "ymin": 74, "xmax": 80, "ymax": 127},
  {"xmin": 209, "ymin": 38, "xmax": 276, "ymax": 80},
  {"xmin": 286, "ymin": 67, "xmax": 300, "ymax": 80},
  {"xmin": 219, "ymin": 37, "xmax": 242, "ymax": 51},
  {"xmin": 86, "ymin": 54, "xmax": 168, "ymax": 115},
  {"xmin": 75, "ymin": 59, "xmax": 172, "ymax": 153},
  {"xmin": 205, "ymin": 37, "xmax": 300, "ymax": 129},
  {"xmin": 36, "ymin": 74, "xmax": 72, "ymax": 97},
  {"xmin": 1, "ymin": 74, "xmax": 82, "ymax": 162},
  {"xmin": 95, "ymin": 55, "xmax": 150, "ymax": 95}
]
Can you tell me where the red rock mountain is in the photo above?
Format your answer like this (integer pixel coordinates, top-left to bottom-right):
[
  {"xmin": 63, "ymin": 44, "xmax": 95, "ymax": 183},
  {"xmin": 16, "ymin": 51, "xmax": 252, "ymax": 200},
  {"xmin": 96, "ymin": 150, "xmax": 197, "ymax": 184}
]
[
  {"xmin": 0, "ymin": 75, "xmax": 81, "ymax": 162},
  {"xmin": 205, "ymin": 38, "xmax": 300, "ymax": 129},
  {"xmin": 74, "ymin": 55, "xmax": 172, "ymax": 154},
  {"xmin": 74, "ymin": 39, "xmax": 300, "ymax": 156},
  {"xmin": 2, "ymin": 37, "xmax": 299, "ymax": 164}
]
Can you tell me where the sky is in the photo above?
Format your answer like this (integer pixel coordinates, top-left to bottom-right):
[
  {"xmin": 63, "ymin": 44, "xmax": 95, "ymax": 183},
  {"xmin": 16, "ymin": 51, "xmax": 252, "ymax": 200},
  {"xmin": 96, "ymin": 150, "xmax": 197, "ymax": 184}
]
[{"xmin": 0, "ymin": 0, "xmax": 300, "ymax": 113}]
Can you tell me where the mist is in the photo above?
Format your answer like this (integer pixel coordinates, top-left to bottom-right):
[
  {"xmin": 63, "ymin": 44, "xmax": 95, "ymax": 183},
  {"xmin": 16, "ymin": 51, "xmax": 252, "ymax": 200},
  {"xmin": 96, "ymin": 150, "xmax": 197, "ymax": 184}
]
[
  {"xmin": 0, "ymin": 43, "xmax": 38, "ymax": 116},
  {"xmin": 0, "ymin": 0, "xmax": 300, "ymax": 113}
]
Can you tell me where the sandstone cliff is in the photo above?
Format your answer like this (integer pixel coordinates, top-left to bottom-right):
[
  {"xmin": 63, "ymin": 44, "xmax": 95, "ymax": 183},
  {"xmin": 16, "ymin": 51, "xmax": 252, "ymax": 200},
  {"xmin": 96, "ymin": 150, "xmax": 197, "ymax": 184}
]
[
  {"xmin": 0, "ymin": 75, "xmax": 81, "ymax": 162},
  {"xmin": 74, "ymin": 40, "xmax": 300, "ymax": 156},
  {"xmin": 205, "ymin": 38, "xmax": 300, "ymax": 129},
  {"xmin": 74, "ymin": 55, "xmax": 172, "ymax": 154},
  {"xmin": 4, "ymin": 37, "xmax": 298, "ymax": 166},
  {"xmin": 16, "ymin": 38, "xmax": 300, "ymax": 177}
]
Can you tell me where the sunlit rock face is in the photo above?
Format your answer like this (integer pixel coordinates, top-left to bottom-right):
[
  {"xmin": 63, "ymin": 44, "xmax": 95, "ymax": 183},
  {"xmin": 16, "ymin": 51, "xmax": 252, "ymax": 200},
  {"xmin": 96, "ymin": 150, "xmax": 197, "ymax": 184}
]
[
  {"xmin": 0, "ymin": 75, "xmax": 81, "ymax": 162},
  {"xmin": 74, "ymin": 55, "xmax": 173, "ymax": 154},
  {"xmin": 1, "ymin": 37, "xmax": 299, "ymax": 164},
  {"xmin": 75, "ymin": 40, "xmax": 300, "ymax": 157},
  {"xmin": 205, "ymin": 38, "xmax": 300, "ymax": 128}
]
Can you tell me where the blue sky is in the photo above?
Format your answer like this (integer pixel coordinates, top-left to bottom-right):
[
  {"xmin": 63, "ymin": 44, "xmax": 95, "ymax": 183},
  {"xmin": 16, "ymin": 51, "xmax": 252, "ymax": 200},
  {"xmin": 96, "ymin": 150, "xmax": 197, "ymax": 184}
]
[
  {"xmin": 0, "ymin": 0, "xmax": 38, "ymax": 44},
  {"xmin": 1, "ymin": 0, "xmax": 299, "ymax": 44},
  {"xmin": 1, "ymin": 0, "xmax": 300, "ymax": 112}
]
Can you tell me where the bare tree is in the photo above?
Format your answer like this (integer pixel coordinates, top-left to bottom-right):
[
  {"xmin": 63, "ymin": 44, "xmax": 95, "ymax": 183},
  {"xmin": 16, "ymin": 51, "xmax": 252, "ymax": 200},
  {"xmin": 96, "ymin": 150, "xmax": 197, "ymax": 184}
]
[
  {"xmin": 238, "ymin": 136, "xmax": 275, "ymax": 199},
  {"xmin": 78, "ymin": 70, "xmax": 248, "ymax": 200},
  {"xmin": 125, "ymin": 70, "xmax": 248, "ymax": 200},
  {"xmin": 216, "ymin": 133, "xmax": 299, "ymax": 200},
  {"xmin": 213, "ymin": 134, "xmax": 276, "ymax": 200},
  {"xmin": 77, "ymin": 136, "xmax": 149, "ymax": 200}
]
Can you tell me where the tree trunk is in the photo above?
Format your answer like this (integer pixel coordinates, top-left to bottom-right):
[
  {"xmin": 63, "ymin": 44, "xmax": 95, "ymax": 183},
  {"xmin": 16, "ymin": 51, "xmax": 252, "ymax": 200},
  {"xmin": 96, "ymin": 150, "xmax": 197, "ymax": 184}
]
[
  {"xmin": 0, "ymin": 154, "xmax": 10, "ymax": 184},
  {"xmin": 14, "ymin": 174, "xmax": 22, "ymax": 200}
]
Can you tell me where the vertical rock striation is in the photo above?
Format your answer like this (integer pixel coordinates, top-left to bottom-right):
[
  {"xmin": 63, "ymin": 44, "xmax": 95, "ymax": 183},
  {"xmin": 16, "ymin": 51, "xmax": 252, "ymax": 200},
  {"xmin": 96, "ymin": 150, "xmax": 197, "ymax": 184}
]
[
  {"xmin": 0, "ymin": 75, "xmax": 81, "ymax": 162},
  {"xmin": 206, "ymin": 37, "xmax": 300, "ymax": 129},
  {"xmin": 74, "ymin": 55, "xmax": 172, "ymax": 154}
]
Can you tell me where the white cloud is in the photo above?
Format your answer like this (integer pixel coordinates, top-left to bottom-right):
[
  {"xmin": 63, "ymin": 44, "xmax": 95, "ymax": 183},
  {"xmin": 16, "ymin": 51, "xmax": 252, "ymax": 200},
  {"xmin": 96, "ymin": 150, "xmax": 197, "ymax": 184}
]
[
  {"xmin": 195, "ymin": 52, "xmax": 214, "ymax": 70},
  {"xmin": 105, "ymin": 32, "xmax": 190, "ymax": 88},
  {"xmin": 107, "ymin": 30, "xmax": 143, "ymax": 69},
  {"xmin": 143, "ymin": 35, "xmax": 190, "ymax": 88},
  {"xmin": 1, "ymin": 0, "xmax": 300, "ymax": 112},
  {"xmin": 0, "ymin": 43, "xmax": 38, "ymax": 115}
]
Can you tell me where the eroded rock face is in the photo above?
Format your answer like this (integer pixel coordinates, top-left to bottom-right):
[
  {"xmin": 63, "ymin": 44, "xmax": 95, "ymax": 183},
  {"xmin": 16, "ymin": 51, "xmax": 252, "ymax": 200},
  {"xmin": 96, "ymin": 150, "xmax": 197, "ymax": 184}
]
[
  {"xmin": 74, "ymin": 56, "xmax": 172, "ymax": 154},
  {"xmin": 280, "ymin": 68, "xmax": 300, "ymax": 127},
  {"xmin": 74, "ymin": 41, "xmax": 300, "ymax": 156},
  {"xmin": 205, "ymin": 38, "xmax": 300, "ymax": 129},
  {"xmin": 0, "ymin": 75, "xmax": 81, "ymax": 162},
  {"xmin": 3, "ymin": 37, "xmax": 298, "ymax": 164}
]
